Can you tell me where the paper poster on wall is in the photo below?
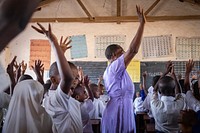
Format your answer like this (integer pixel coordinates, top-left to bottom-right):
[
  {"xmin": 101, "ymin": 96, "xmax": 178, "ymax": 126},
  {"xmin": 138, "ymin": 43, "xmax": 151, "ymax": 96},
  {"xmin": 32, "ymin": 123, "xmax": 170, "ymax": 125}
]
[
  {"xmin": 29, "ymin": 40, "xmax": 51, "ymax": 70},
  {"xmin": 176, "ymin": 37, "xmax": 200, "ymax": 60},
  {"xmin": 142, "ymin": 35, "xmax": 173, "ymax": 59},
  {"xmin": 70, "ymin": 35, "xmax": 88, "ymax": 59},
  {"xmin": 127, "ymin": 60, "xmax": 140, "ymax": 83},
  {"xmin": 95, "ymin": 35, "xmax": 126, "ymax": 58}
]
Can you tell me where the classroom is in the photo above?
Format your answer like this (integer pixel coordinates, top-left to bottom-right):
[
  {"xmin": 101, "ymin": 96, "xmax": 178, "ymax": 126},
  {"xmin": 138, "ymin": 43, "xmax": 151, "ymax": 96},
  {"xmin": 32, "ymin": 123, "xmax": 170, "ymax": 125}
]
[{"xmin": 0, "ymin": 0, "xmax": 200, "ymax": 133}]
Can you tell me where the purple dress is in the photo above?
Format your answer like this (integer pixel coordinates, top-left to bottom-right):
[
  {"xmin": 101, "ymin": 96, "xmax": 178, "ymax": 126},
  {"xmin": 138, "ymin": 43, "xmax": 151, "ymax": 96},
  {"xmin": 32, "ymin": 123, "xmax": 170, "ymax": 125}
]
[{"xmin": 102, "ymin": 54, "xmax": 136, "ymax": 133}]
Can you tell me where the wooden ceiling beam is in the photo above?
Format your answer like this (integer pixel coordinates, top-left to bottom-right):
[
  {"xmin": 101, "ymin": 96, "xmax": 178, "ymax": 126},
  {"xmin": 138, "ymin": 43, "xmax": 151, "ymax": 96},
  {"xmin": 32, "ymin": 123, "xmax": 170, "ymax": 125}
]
[
  {"xmin": 76, "ymin": 0, "xmax": 93, "ymax": 20},
  {"xmin": 117, "ymin": 0, "xmax": 121, "ymax": 24},
  {"xmin": 30, "ymin": 15, "xmax": 200, "ymax": 23},
  {"xmin": 145, "ymin": 0, "xmax": 160, "ymax": 15}
]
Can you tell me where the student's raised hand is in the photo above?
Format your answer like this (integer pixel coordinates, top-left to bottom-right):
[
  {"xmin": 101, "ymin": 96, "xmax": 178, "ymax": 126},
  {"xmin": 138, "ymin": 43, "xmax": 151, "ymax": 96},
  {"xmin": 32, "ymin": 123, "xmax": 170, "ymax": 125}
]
[
  {"xmin": 97, "ymin": 75, "xmax": 103, "ymax": 84},
  {"xmin": 186, "ymin": 59, "xmax": 194, "ymax": 73},
  {"xmin": 83, "ymin": 75, "xmax": 90, "ymax": 87},
  {"xmin": 20, "ymin": 60, "xmax": 27, "ymax": 75},
  {"xmin": 136, "ymin": 5, "xmax": 146, "ymax": 24},
  {"xmin": 7, "ymin": 56, "xmax": 17, "ymax": 78},
  {"xmin": 142, "ymin": 71, "xmax": 147, "ymax": 78},
  {"xmin": 31, "ymin": 60, "xmax": 44, "ymax": 77},
  {"xmin": 78, "ymin": 66, "xmax": 84, "ymax": 83},
  {"xmin": 32, "ymin": 23, "xmax": 58, "ymax": 44},
  {"xmin": 165, "ymin": 60, "xmax": 173, "ymax": 75},
  {"xmin": 59, "ymin": 36, "xmax": 72, "ymax": 53}
]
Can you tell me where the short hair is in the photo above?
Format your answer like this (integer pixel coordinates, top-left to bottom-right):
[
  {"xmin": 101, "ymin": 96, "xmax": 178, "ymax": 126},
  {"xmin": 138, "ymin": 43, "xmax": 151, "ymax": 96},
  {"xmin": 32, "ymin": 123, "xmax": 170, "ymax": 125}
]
[
  {"xmin": 152, "ymin": 75, "xmax": 161, "ymax": 87},
  {"xmin": 49, "ymin": 61, "xmax": 76, "ymax": 78},
  {"xmin": 18, "ymin": 74, "xmax": 33, "ymax": 82},
  {"xmin": 89, "ymin": 83, "xmax": 98, "ymax": 92},
  {"xmin": 158, "ymin": 76, "xmax": 175, "ymax": 96},
  {"xmin": 105, "ymin": 44, "xmax": 122, "ymax": 60},
  {"xmin": 49, "ymin": 62, "xmax": 59, "ymax": 78},
  {"xmin": 71, "ymin": 84, "xmax": 84, "ymax": 98}
]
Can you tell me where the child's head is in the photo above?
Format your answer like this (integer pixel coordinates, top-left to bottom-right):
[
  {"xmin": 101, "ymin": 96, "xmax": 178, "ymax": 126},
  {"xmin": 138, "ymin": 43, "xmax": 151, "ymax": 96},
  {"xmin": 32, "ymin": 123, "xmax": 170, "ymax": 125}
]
[
  {"xmin": 136, "ymin": 91, "xmax": 140, "ymax": 97},
  {"xmin": 152, "ymin": 75, "xmax": 161, "ymax": 87},
  {"xmin": 105, "ymin": 44, "xmax": 124, "ymax": 61},
  {"xmin": 192, "ymin": 81, "xmax": 200, "ymax": 100},
  {"xmin": 18, "ymin": 74, "xmax": 33, "ymax": 82},
  {"xmin": 90, "ymin": 83, "xmax": 100, "ymax": 99},
  {"xmin": 158, "ymin": 76, "xmax": 176, "ymax": 96},
  {"xmin": 72, "ymin": 84, "xmax": 88, "ymax": 102},
  {"xmin": 98, "ymin": 84, "xmax": 105, "ymax": 95}
]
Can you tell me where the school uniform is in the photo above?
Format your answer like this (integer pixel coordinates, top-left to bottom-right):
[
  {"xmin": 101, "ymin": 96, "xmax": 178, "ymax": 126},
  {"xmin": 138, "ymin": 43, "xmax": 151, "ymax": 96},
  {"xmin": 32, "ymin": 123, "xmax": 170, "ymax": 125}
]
[
  {"xmin": 133, "ymin": 97, "xmax": 145, "ymax": 113},
  {"xmin": 81, "ymin": 99, "xmax": 94, "ymax": 133},
  {"xmin": 45, "ymin": 85, "xmax": 83, "ymax": 133},
  {"xmin": 3, "ymin": 80, "xmax": 52, "ymax": 133},
  {"xmin": 151, "ymin": 92, "xmax": 184, "ymax": 133},
  {"xmin": 99, "ymin": 94, "xmax": 110, "ymax": 106},
  {"xmin": 185, "ymin": 90, "xmax": 200, "ymax": 112},
  {"xmin": 89, "ymin": 98, "xmax": 105, "ymax": 119}
]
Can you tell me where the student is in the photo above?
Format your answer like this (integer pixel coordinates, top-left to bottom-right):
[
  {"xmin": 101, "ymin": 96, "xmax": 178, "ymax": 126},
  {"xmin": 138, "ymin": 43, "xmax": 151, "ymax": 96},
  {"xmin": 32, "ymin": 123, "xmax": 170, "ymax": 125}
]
[
  {"xmin": 143, "ymin": 75, "xmax": 161, "ymax": 119},
  {"xmin": 2, "ymin": 80, "xmax": 52, "ymax": 133},
  {"xmin": 72, "ymin": 76, "xmax": 94, "ymax": 133},
  {"xmin": 184, "ymin": 60, "xmax": 200, "ymax": 133},
  {"xmin": 97, "ymin": 76, "xmax": 110, "ymax": 106},
  {"xmin": 151, "ymin": 62, "xmax": 184, "ymax": 133},
  {"xmin": 101, "ymin": 5, "xmax": 146, "ymax": 133},
  {"xmin": 32, "ymin": 23, "xmax": 83, "ymax": 133},
  {"xmin": 89, "ymin": 83, "xmax": 105, "ymax": 119},
  {"xmin": 133, "ymin": 91, "xmax": 146, "ymax": 114}
]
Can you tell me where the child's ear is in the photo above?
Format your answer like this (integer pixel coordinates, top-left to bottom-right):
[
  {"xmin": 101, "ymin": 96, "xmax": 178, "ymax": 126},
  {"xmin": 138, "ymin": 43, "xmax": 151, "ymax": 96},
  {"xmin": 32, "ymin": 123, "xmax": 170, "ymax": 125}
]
[
  {"xmin": 75, "ymin": 95, "xmax": 79, "ymax": 100},
  {"xmin": 50, "ymin": 77, "xmax": 56, "ymax": 84}
]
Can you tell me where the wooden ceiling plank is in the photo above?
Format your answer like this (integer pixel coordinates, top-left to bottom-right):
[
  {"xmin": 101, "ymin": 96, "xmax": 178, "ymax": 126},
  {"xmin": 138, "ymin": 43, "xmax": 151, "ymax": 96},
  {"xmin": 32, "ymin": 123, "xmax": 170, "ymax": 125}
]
[
  {"xmin": 117, "ymin": 0, "xmax": 121, "ymax": 24},
  {"xmin": 30, "ymin": 15, "xmax": 200, "ymax": 23},
  {"xmin": 76, "ymin": 0, "xmax": 93, "ymax": 20},
  {"xmin": 145, "ymin": 0, "xmax": 160, "ymax": 15}
]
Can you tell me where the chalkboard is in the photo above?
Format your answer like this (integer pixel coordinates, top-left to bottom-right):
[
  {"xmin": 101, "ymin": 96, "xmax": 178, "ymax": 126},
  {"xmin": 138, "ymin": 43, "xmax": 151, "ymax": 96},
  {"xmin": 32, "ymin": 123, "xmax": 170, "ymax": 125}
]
[
  {"xmin": 140, "ymin": 61, "xmax": 200, "ymax": 90},
  {"xmin": 72, "ymin": 61, "xmax": 107, "ymax": 84}
]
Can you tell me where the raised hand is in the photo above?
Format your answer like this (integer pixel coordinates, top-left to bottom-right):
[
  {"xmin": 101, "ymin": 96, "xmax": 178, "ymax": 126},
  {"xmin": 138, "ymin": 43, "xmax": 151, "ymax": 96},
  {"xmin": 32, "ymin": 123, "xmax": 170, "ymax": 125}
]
[
  {"xmin": 165, "ymin": 60, "xmax": 173, "ymax": 75},
  {"xmin": 32, "ymin": 23, "xmax": 58, "ymax": 44},
  {"xmin": 186, "ymin": 59, "xmax": 194, "ymax": 73},
  {"xmin": 136, "ymin": 5, "xmax": 146, "ymax": 24},
  {"xmin": 20, "ymin": 60, "xmax": 27, "ymax": 75},
  {"xmin": 78, "ymin": 66, "xmax": 84, "ymax": 83},
  {"xmin": 31, "ymin": 60, "xmax": 44, "ymax": 84},
  {"xmin": 59, "ymin": 36, "xmax": 72, "ymax": 53}
]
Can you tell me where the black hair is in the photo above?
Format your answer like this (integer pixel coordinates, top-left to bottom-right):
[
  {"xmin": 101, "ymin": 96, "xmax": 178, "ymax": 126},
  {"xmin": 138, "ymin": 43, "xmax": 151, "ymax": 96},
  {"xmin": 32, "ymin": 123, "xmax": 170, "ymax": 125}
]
[
  {"xmin": 71, "ymin": 84, "xmax": 84, "ymax": 98},
  {"xmin": 89, "ymin": 83, "xmax": 98, "ymax": 92},
  {"xmin": 152, "ymin": 75, "xmax": 161, "ymax": 87},
  {"xmin": 158, "ymin": 76, "xmax": 176, "ymax": 96},
  {"xmin": 105, "ymin": 44, "xmax": 122, "ymax": 60},
  {"xmin": 49, "ymin": 61, "xmax": 77, "ymax": 78},
  {"xmin": 192, "ymin": 81, "xmax": 200, "ymax": 101},
  {"xmin": 18, "ymin": 74, "xmax": 33, "ymax": 82}
]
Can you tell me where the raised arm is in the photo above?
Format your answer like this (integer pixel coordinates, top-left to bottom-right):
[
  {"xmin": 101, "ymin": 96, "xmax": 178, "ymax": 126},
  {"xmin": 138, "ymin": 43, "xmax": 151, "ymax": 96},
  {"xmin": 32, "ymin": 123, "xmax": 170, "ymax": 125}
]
[
  {"xmin": 184, "ymin": 60, "xmax": 194, "ymax": 92},
  {"xmin": 153, "ymin": 61, "xmax": 173, "ymax": 92},
  {"xmin": 31, "ymin": 60, "xmax": 44, "ymax": 85},
  {"xmin": 0, "ymin": 0, "xmax": 40, "ymax": 52},
  {"xmin": 171, "ymin": 64, "xmax": 181, "ymax": 94},
  {"xmin": 142, "ymin": 71, "xmax": 147, "ymax": 95},
  {"xmin": 124, "ymin": 5, "xmax": 146, "ymax": 67},
  {"xmin": 32, "ymin": 23, "xmax": 74, "ymax": 94},
  {"xmin": 83, "ymin": 75, "xmax": 94, "ymax": 101}
]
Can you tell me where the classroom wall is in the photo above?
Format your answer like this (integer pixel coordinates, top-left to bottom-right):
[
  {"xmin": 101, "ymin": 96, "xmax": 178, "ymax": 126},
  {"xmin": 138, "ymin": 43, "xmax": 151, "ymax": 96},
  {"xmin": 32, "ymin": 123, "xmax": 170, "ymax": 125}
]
[{"xmin": 1, "ymin": 20, "xmax": 200, "ymax": 80}]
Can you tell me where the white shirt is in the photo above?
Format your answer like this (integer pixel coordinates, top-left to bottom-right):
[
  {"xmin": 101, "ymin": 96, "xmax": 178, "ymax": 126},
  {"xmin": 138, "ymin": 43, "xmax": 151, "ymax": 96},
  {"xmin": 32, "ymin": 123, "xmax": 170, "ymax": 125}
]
[
  {"xmin": 99, "ymin": 94, "xmax": 110, "ymax": 106},
  {"xmin": 45, "ymin": 85, "xmax": 83, "ymax": 133},
  {"xmin": 185, "ymin": 90, "xmax": 200, "ymax": 112},
  {"xmin": 81, "ymin": 99, "xmax": 94, "ymax": 133},
  {"xmin": 133, "ymin": 97, "xmax": 145, "ymax": 113},
  {"xmin": 89, "ymin": 98, "xmax": 105, "ymax": 119},
  {"xmin": 3, "ymin": 80, "xmax": 52, "ymax": 133},
  {"xmin": 151, "ymin": 92, "xmax": 184, "ymax": 133}
]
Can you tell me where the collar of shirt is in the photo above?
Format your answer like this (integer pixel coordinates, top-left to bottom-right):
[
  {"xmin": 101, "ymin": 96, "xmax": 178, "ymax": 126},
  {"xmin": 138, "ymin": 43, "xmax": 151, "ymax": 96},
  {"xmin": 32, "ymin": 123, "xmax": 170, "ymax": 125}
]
[{"xmin": 161, "ymin": 96, "xmax": 175, "ymax": 102}]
